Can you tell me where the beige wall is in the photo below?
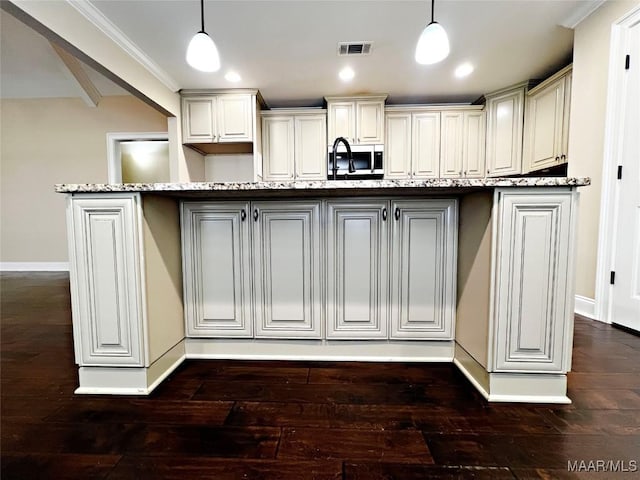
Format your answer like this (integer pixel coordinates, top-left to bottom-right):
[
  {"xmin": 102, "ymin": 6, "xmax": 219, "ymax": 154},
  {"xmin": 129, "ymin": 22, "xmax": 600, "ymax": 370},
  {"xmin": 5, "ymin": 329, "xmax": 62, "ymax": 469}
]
[
  {"xmin": 0, "ymin": 95, "xmax": 168, "ymax": 263},
  {"xmin": 568, "ymin": 0, "xmax": 640, "ymax": 299}
]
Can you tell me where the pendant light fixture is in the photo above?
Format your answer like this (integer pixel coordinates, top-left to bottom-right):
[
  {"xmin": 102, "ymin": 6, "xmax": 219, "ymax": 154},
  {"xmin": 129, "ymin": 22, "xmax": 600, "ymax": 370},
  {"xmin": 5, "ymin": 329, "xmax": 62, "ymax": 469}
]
[
  {"xmin": 186, "ymin": 0, "xmax": 220, "ymax": 72},
  {"xmin": 415, "ymin": 0, "xmax": 450, "ymax": 65}
]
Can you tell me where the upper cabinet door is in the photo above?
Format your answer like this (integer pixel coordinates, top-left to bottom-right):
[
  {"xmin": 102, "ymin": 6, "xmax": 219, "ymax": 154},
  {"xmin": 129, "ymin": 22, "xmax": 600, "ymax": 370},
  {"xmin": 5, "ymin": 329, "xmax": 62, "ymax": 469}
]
[
  {"xmin": 181, "ymin": 202, "xmax": 252, "ymax": 337},
  {"xmin": 523, "ymin": 79, "xmax": 565, "ymax": 172},
  {"xmin": 561, "ymin": 72, "xmax": 572, "ymax": 163},
  {"xmin": 412, "ymin": 112, "xmax": 441, "ymax": 179},
  {"xmin": 440, "ymin": 111, "xmax": 464, "ymax": 178},
  {"xmin": 326, "ymin": 201, "xmax": 389, "ymax": 339},
  {"xmin": 183, "ymin": 98, "xmax": 215, "ymax": 143},
  {"xmin": 463, "ymin": 111, "xmax": 486, "ymax": 178},
  {"xmin": 486, "ymin": 86, "xmax": 525, "ymax": 177},
  {"xmin": 384, "ymin": 113, "xmax": 412, "ymax": 179},
  {"xmin": 216, "ymin": 94, "xmax": 253, "ymax": 142},
  {"xmin": 262, "ymin": 116, "xmax": 295, "ymax": 181},
  {"xmin": 294, "ymin": 114, "xmax": 327, "ymax": 181},
  {"xmin": 252, "ymin": 201, "xmax": 322, "ymax": 339},
  {"xmin": 356, "ymin": 100, "xmax": 384, "ymax": 144},
  {"xmin": 328, "ymin": 101, "xmax": 356, "ymax": 144}
]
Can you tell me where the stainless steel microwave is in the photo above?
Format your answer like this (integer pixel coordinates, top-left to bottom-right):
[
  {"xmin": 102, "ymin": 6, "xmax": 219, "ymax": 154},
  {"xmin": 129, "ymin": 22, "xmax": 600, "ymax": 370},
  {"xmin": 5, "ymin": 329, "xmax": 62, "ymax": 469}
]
[{"xmin": 327, "ymin": 144, "xmax": 384, "ymax": 180}]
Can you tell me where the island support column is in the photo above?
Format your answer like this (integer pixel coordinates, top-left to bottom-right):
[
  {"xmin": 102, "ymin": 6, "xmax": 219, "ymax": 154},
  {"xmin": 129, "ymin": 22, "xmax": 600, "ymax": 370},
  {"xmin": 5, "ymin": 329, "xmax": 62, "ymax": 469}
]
[
  {"xmin": 66, "ymin": 193, "xmax": 185, "ymax": 394},
  {"xmin": 455, "ymin": 187, "xmax": 578, "ymax": 403}
]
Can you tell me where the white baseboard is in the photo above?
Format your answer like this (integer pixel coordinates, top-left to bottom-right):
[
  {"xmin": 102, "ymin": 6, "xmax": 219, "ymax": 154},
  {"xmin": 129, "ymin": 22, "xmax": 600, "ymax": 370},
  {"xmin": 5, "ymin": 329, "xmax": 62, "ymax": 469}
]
[
  {"xmin": 0, "ymin": 262, "xmax": 69, "ymax": 272},
  {"xmin": 575, "ymin": 294, "xmax": 598, "ymax": 320}
]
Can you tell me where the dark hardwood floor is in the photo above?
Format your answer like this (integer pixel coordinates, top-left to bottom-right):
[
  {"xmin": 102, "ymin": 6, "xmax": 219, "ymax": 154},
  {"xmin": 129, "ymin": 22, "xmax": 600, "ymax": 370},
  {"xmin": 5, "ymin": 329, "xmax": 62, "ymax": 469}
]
[{"xmin": 2, "ymin": 272, "xmax": 639, "ymax": 479}]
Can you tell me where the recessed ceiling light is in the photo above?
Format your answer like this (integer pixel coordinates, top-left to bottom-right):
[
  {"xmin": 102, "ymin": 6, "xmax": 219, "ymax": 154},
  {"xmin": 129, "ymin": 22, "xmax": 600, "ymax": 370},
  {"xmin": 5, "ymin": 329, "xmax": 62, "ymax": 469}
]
[
  {"xmin": 225, "ymin": 71, "xmax": 241, "ymax": 83},
  {"xmin": 454, "ymin": 63, "xmax": 474, "ymax": 78},
  {"xmin": 339, "ymin": 66, "xmax": 355, "ymax": 82}
]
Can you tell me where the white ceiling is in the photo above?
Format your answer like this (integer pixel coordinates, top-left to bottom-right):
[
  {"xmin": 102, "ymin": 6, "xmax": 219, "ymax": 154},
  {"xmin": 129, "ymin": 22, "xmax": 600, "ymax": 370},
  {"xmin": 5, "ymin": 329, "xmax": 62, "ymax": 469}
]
[{"xmin": 1, "ymin": 0, "xmax": 603, "ymax": 107}]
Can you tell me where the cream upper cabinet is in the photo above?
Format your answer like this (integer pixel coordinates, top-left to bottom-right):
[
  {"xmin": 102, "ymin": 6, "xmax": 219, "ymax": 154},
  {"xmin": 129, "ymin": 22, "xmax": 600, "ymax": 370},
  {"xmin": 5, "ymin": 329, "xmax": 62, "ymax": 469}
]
[
  {"xmin": 462, "ymin": 111, "xmax": 486, "ymax": 178},
  {"xmin": 384, "ymin": 113, "xmax": 412, "ymax": 179},
  {"xmin": 294, "ymin": 114, "xmax": 327, "ymax": 180},
  {"xmin": 523, "ymin": 66, "xmax": 572, "ymax": 173},
  {"xmin": 262, "ymin": 109, "xmax": 327, "ymax": 181},
  {"xmin": 412, "ymin": 112, "xmax": 441, "ymax": 178},
  {"xmin": 182, "ymin": 92, "xmax": 255, "ymax": 144},
  {"xmin": 326, "ymin": 95, "xmax": 386, "ymax": 145},
  {"xmin": 440, "ymin": 112, "xmax": 464, "ymax": 178},
  {"xmin": 262, "ymin": 115, "xmax": 295, "ymax": 181},
  {"xmin": 385, "ymin": 110, "xmax": 441, "ymax": 180},
  {"xmin": 485, "ymin": 84, "xmax": 526, "ymax": 177}
]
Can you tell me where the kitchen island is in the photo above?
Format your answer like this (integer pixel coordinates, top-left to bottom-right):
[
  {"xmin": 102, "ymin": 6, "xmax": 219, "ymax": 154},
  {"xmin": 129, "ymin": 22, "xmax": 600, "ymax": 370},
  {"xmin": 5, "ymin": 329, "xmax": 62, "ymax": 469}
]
[{"xmin": 57, "ymin": 177, "xmax": 589, "ymax": 403}]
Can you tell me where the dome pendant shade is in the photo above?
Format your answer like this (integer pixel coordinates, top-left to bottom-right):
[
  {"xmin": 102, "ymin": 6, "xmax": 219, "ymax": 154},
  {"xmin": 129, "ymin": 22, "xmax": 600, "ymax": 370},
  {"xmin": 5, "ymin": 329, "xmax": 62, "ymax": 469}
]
[
  {"xmin": 415, "ymin": 21, "xmax": 450, "ymax": 65},
  {"xmin": 186, "ymin": 31, "xmax": 220, "ymax": 72}
]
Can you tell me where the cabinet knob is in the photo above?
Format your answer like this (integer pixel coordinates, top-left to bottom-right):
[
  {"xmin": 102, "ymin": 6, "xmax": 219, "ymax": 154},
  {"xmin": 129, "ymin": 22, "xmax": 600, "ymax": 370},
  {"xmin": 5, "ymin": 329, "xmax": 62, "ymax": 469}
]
[
  {"xmin": 253, "ymin": 209, "xmax": 259, "ymax": 222},
  {"xmin": 241, "ymin": 209, "xmax": 246, "ymax": 221},
  {"xmin": 382, "ymin": 208, "xmax": 387, "ymax": 221},
  {"xmin": 555, "ymin": 156, "xmax": 560, "ymax": 162},
  {"xmin": 394, "ymin": 207, "xmax": 400, "ymax": 221},
  {"xmin": 561, "ymin": 154, "xmax": 566, "ymax": 161}
]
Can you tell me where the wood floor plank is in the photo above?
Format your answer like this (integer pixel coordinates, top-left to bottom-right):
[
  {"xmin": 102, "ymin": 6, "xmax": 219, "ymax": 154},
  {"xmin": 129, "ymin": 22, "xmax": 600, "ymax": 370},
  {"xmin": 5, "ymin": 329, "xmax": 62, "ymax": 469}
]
[
  {"xmin": 105, "ymin": 456, "xmax": 342, "ymax": 480},
  {"xmin": 225, "ymin": 401, "xmax": 416, "ymax": 430},
  {"xmin": 122, "ymin": 425, "xmax": 281, "ymax": 458},
  {"xmin": 344, "ymin": 463, "xmax": 516, "ymax": 479},
  {"xmin": 278, "ymin": 427, "xmax": 434, "ymax": 463},
  {"xmin": 45, "ymin": 398, "xmax": 234, "ymax": 425},
  {"xmin": 1, "ymin": 453, "xmax": 121, "ymax": 480}
]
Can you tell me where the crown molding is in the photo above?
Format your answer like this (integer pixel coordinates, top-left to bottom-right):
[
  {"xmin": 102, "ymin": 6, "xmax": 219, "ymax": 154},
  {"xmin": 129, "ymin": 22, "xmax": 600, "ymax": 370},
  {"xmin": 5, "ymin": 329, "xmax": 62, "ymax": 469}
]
[
  {"xmin": 559, "ymin": 0, "xmax": 606, "ymax": 29},
  {"xmin": 66, "ymin": 0, "xmax": 180, "ymax": 92}
]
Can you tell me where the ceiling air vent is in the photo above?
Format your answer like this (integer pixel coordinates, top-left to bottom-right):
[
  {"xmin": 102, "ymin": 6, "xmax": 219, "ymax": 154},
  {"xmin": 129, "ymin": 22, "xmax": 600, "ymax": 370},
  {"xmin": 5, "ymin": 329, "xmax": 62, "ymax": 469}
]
[{"xmin": 338, "ymin": 42, "xmax": 372, "ymax": 56}]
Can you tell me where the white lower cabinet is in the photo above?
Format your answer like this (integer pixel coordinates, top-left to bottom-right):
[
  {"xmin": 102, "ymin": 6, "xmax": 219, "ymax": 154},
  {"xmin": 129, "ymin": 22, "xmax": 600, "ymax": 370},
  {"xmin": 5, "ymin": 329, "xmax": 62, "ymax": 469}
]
[
  {"xmin": 182, "ymin": 202, "xmax": 252, "ymax": 337},
  {"xmin": 182, "ymin": 198, "xmax": 458, "ymax": 341},
  {"xmin": 492, "ymin": 189, "xmax": 575, "ymax": 372},
  {"xmin": 326, "ymin": 200, "xmax": 389, "ymax": 339},
  {"xmin": 67, "ymin": 194, "xmax": 145, "ymax": 366},
  {"xmin": 390, "ymin": 200, "xmax": 457, "ymax": 339},
  {"xmin": 252, "ymin": 201, "xmax": 322, "ymax": 338}
]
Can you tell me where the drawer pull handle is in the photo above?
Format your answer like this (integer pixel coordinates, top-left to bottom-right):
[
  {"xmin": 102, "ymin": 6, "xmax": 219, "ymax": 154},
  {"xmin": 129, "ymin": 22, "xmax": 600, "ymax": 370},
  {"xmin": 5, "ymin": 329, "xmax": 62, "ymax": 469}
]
[
  {"xmin": 241, "ymin": 209, "xmax": 246, "ymax": 221},
  {"xmin": 394, "ymin": 207, "xmax": 400, "ymax": 221},
  {"xmin": 382, "ymin": 208, "xmax": 387, "ymax": 221},
  {"xmin": 253, "ymin": 209, "xmax": 259, "ymax": 221}
]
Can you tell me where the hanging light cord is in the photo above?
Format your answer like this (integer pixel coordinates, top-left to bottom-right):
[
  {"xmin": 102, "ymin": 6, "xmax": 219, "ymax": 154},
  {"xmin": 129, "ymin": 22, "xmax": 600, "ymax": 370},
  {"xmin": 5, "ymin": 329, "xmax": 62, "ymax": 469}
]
[
  {"xmin": 200, "ymin": 0, "xmax": 205, "ymax": 33},
  {"xmin": 431, "ymin": 0, "xmax": 435, "ymax": 24}
]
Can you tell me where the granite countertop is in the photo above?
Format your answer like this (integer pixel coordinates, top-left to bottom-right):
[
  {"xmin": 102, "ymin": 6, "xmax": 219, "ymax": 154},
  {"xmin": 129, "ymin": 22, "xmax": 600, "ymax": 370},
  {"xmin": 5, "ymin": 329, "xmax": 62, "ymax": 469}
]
[{"xmin": 56, "ymin": 177, "xmax": 590, "ymax": 194}]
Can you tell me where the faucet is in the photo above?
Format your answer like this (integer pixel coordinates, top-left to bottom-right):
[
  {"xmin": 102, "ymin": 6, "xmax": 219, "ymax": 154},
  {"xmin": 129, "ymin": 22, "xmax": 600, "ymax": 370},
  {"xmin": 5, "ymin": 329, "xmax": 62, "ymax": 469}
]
[{"xmin": 331, "ymin": 137, "xmax": 355, "ymax": 180}]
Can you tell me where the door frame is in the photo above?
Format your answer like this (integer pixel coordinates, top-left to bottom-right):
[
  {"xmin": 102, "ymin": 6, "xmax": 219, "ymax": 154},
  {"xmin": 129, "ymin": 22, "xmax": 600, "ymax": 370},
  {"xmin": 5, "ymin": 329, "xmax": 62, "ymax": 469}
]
[
  {"xmin": 106, "ymin": 132, "xmax": 168, "ymax": 183},
  {"xmin": 594, "ymin": 5, "xmax": 640, "ymax": 323}
]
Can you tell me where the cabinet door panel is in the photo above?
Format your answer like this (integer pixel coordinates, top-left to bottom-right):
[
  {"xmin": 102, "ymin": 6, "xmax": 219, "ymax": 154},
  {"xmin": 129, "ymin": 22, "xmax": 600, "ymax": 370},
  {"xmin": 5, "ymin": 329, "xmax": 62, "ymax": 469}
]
[
  {"xmin": 523, "ymin": 80, "xmax": 564, "ymax": 172},
  {"xmin": 69, "ymin": 195, "xmax": 144, "ymax": 366},
  {"xmin": 384, "ymin": 113, "xmax": 412, "ymax": 179},
  {"xmin": 463, "ymin": 111, "xmax": 486, "ymax": 178},
  {"xmin": 412, "ymin": 112, "xmax": 440, "ymax": 178},
  {"xmin": 440, "ymin": 112, "xmax": 464, "ymax": 178},
  {"xmin": 561, "ymin": 73, "xmax": 571, "ymax": 163},
  {"xmin": 357, "ymin": 101, "xmax": 384, "ymax": 144},
  {"xmin": 326, "ymin": 202, "xmax": 388, "ymax": 339},
  {"xmin": 487, "ymin": 88, "xmax": 524, "ymax": 176},
  {"xmin": 182, "ymin": 202, "xmax": 251, "ymax": 337},
  {"xmin": 295, "ymin": 114, "xmax": 327, "ymax": 180},
  {"xmin": 328, "ymin": 102, "xmax": 355, "ymax": 144},
  {"xmin": 217, "ymin": 94, "xmax": 253, "ymax": 142},
  {"xmin": 253, "ymin": 202, "xmax": 321, "ymax": 338},
  {"xmin": 262, "ymin": 116, "xmax": 295, "ymax": 180},
  {"xmin": 390, "ymin": 200, "xmax": 456, "ymax": 339},
  {"xmin": 493, "ymin": 191, "xmax": 574, "ymax": 372},
  {"xmin": 183, "ymin": 98, "xmax": 215, "ymax": 142}
]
